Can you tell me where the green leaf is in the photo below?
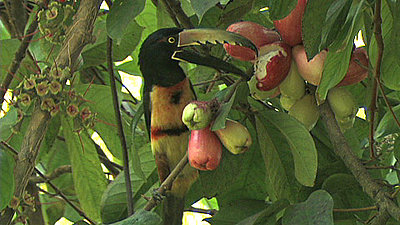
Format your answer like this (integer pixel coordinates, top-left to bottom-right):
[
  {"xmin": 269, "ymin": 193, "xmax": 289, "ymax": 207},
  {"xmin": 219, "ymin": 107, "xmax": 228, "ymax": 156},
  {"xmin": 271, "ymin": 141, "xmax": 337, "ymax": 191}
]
[
  {"xmin": 282, "ymin": 190, "xmax": 334, "ymax": 225},
  {"xmin": 375, "ymin": 105, "xmax": 400, "ymax": 139},
  {"xmin": 237, "ymin": 199, "xmax": 290, "ymax": 225},
  {"xmin": 211, "ymin": 87, "xmax": 236, "ymax": 131},
  {"xmin": 0, "ymin": 149, "xmax": 15, "ymax": 210},
  {"xmin": 100, "ymin": 144, "xmax": 158, "ymax": 224},
  {"xmin": 191, "ymin": 0, "xmax": 220, "ymax": 21},
  {"xmin": 156, "ymin": 1, "xmax": 176, "ymax": 28},
  {"xmin": 208, "ymin": 199, "xmax": 266, "ymax": 224},
  {"xmin": 386, "ymin": 0, "xmax": 400, "ymax": 62},
  {"xmin": 0, "ymin": 107, "xmax": 18, "ymax": 141},
  {"xmin": 255, "ymin": 115, "xmax": 294, "ymax": 201},
  {"xmin": 302, "ymin": 0, "xmax": 335, "ymax": 60},
  {"xmin": 322, "ymin": 173, "xmax": 374, "ymax": 221},
  {"xmin": 82, "ymin": 19, "xmax": 143, "ymax": 67},
  {"xmin": 74, "ymin": 84, "xmax": 131, "ymax": 160},
  {"xmin": 42, "ymin": 138, "xmax": 74, "ymax": 195},
  {"xmin": 369, "ymin": 0, "xmax": 400, "ymax": 91},
  {"xmin": 258, "ymin": 110, "xmax": 317, "ymax": 187},
  {"xmin": 107, "ymin": 209, "xmax": 161, "ymax": 225},
  {"xmin": 316, "ymin": 41, "xmax": 353, "ymax": 102},
  {"xmin": 0, "ymin": 21, "xmax": 10, "ymax": 39},
  {"xmin": 218, "ymin": 0, "xmax": 254, "ymax": 27},
  {"xmin": 106, "ymin": 0, "xmax": 146, "ymax": 41},
  {"xmin": 61, "ymin": 116, "xmax": 108, "ymax": 222},
  {"xmin": 320, "ymin": 0, "xmax": 352, "ymax": 50},
  {"xmin": 328, "ymin": 0, "xmax": 364, "ymax": 51},
  {"xmin": 130, "ymin": 103, "xmax": 146, "ymax": 180},
  {"xmin": 0, "ymin": 39, "xmax": 35, "ymax": 87},
  {"xmin": 267, "ymin": 0, "xmax": 297, "ymax": 20}
]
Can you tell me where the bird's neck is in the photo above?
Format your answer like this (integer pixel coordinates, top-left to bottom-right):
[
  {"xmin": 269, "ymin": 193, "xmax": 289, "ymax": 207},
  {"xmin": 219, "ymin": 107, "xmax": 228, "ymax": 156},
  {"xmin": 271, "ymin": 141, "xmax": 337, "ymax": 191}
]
[{"xmin": 150, "ymin": 78, "xmax": 195, "ymax": 140}]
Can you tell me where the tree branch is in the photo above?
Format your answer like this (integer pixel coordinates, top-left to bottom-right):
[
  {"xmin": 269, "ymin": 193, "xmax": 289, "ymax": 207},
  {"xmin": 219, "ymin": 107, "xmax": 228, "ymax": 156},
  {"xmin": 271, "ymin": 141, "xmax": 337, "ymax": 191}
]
[
  {"xmin": 319, "ymin": 102, "xmax": 400, "ymax": 222},
  {"xmin": 107, "ymin": 36, "xmax": 134, "ymax": 216},
  {"xmin": 144, "ymin": 151, "xmax": 189, "ymax": 211},
  {"xmin": 368, "ymin": 0, "xmax": 384, "ymax": 158},
  {"xmin": 29, "ymin": 165, "xmax": 72, "ymax": 184}
]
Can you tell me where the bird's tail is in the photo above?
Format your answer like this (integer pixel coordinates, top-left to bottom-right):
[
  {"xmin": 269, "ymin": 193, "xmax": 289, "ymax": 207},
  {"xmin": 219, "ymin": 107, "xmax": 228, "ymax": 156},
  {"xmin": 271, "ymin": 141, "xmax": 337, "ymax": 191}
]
[{"xmin": 163, "ymin": 195, "xmax": 185, "ymax": 225}]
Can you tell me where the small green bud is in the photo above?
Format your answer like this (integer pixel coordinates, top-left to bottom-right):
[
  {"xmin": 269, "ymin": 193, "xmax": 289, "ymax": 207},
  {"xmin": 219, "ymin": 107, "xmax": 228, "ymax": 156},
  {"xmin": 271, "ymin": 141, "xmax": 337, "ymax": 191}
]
[
  {"xmin": 66, "ymin": 104, "xmax": 79, "ymax": 117},
  {"xmin": 41, "ymin": 98, "xmax": 55, "ymax": 111},
  {"xmin": 182, "ymin": 100, "xmax": 218, "ymax": 130},
  {"xmin": 50, "ymin": 104, "xmax": 60, "ymax": 117},
  {"xmin": 36, "ymin": 81, "xmax": 49, "ymax": 96},
  {"xmin": 49, "ymin": 80, "xmax": 62, "ymax": 94},
  {"xmin": 23, "ymin": 78, "xmax": 36, "ymax": 90},
  {"xmin": 19, "ymin": 93, "xmax": 32, "ymax": 107},
  {"xmin": 80, "ymin": 107, "xmax": 92, "ymax": 121}
]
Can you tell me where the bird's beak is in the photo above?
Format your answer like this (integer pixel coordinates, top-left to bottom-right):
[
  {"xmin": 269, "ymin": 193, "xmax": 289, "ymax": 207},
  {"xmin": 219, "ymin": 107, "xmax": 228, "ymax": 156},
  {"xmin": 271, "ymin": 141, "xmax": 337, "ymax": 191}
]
[{"xmin": 172, "ymin": 29, "xmax": 258, "ymax": 78}]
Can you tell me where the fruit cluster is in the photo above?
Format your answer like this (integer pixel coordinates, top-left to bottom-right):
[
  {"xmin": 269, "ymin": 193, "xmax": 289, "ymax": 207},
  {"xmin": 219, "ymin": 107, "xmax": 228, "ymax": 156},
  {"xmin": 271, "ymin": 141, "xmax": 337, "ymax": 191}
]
[
  {"xmin": 38, "ymin": 1, "xmax": 74, "ymax": 43},
  {"xmin": 223, "ymin": 0, "xmax": 368, "ymax": 131},
  {"xmin": 182, "ymin": 101, "xmax": 252, "ymax": 171},
  {"xmin": 14, "ymin": 66, "xmax": 97, "ymax": 130}
]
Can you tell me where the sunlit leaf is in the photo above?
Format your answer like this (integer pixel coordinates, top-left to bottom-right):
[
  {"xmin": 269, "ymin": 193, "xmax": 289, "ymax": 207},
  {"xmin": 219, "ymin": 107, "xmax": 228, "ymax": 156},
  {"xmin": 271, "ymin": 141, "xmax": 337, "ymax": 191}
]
[
  {"xmin": 0, "ymin": 149, "xmax": 15, "ymax": 210},
  {"xmin": 62, "ymin": 116, "xmax": 108, "ymax": 222}
]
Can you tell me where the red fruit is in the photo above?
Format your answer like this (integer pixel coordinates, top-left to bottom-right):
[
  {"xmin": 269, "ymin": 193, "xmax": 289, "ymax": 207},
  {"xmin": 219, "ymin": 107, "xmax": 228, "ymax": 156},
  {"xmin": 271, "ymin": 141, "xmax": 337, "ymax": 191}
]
[
  {"xmin": 254, "ymin": 41, "xmax": 292, "ymax": 91},
  {"xmin": 337, "ymin": 48, "xmax": 368, "ymax": 87},
  {"xmin": 292, "ymin": 45, "xmax": 327, "ymax": 85},
  {"xmin": 188, "ymin": 127, "xmax": 222, "ymax": 171},
  {"xmin": 224, "ymin": 21, "xmax": 281, "ymax": 61},
  {"xmin": 273, "ymin": 0, "xmax": 307, "ymax": 46}
]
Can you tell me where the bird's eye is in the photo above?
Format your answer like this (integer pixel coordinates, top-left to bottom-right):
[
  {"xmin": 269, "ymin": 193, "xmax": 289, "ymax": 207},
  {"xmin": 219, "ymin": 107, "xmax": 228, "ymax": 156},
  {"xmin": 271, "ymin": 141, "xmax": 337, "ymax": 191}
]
[{"xmin": 168, "ymin": 37, "xmax": 175, "ymax": 43}]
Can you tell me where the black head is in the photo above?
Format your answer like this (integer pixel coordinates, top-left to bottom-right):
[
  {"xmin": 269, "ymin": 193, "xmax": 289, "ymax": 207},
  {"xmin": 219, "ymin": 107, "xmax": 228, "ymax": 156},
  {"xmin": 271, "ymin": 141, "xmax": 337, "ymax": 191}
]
[
  {"xmin": 138, "ymin": 28, "xmax": 258, "ymax": 89},
  {"xmin": 139, "ymin": 28, "xmax": 185, "ymax": 88}
]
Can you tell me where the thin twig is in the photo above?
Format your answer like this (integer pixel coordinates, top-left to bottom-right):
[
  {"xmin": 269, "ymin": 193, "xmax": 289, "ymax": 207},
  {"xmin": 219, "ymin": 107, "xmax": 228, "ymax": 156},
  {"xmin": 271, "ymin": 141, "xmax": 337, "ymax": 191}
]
[
  {"xmin": 29, "ymin": 165, "xmax": 72, "ymax": 184},
  {"xmin": 333, "ymin": 206, "xmax": 377, "ymax": 212},
  {"xmin": 365, "ymin": 165, "xmax": 397, "ymax": 170},
  {"xmin": 144, "ymin": 151, "xmax": 189, "ymax": 211},
  {"xmin": 164, "ymin": 0, "xmax": 194, "ymax": 29},
  {"xmin": 193, "ymin": 77, "xmax": 225, "ymax": 87},
  {"xmin": 0, "ymin": 141, "xmax": 96, "ymax": 224},
  {"xmin": 106, "ymin": 37, "xmax": 134, "ymax": 216},
  {"xmin": 369, "ymin": 0, "xmax": 384, "ymax": 159},
  {"xmin": 184, "ymin": 206, "xmax": 218, "ymax": 216},
  {"xmin": 376, "ymin": 77, "xmax": 400, "ymax": 129},
  {"xmin": 114, "ymin": 75, "xmax": 139, "ymax": 105},
  {"xmin": 159, "ymin": 0, "xmax": 181, "ymax": 27},
  {"xmin": 319, "ymin": 102, "xmax": 400, "ymax": 222}
]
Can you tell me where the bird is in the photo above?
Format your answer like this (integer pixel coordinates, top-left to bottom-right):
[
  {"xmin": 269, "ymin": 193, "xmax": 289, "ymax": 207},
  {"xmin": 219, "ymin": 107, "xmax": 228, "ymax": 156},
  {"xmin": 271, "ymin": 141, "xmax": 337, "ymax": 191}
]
[{"xmin": 138, "ymin": 27, "xmax": 257, "ymax": 225}]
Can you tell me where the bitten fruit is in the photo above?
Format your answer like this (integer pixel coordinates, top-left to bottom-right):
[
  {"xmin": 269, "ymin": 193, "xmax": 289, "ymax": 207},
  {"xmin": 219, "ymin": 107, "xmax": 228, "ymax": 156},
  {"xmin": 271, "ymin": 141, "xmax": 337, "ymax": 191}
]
[
  {"xmin": 254, "ymin": 41, "xmax": 292, "ymax": 91},
  {"xmin": 224, "ymin": 21, "xmax": 281, "ymax": 61}
]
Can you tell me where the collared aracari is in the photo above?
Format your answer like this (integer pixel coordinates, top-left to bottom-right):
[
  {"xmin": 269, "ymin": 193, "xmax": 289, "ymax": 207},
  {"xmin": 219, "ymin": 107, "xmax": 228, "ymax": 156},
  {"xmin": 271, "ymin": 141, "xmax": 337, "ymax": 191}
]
[{"xmin": 138, "ymin": 28, "xmax": 257, "ymax": 225}]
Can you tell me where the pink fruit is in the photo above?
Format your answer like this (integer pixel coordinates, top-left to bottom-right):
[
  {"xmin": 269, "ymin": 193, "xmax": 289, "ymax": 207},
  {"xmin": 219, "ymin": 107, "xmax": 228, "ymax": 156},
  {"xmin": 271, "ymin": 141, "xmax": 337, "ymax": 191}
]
[
  {"xmin": 224, "ymin": 21, "xmax": 281, "ymax": 61},
  {"xmin": 188, "ymin": 127, "xmax": 222, "ymax": 171},
  {"xmin": 254, "ymin": 41, "xmax": 292, "ymax": 91},
  {"xmin": 337, "ymin": 48, "xmax": 368, "ymax": 87},
  {"xmin": 273, "ymin": 0, "xmax": 307, "ymax": 46},
  {"xmin": 292, "ymin": 45, "xmax": 327, "ymax": 85}
]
